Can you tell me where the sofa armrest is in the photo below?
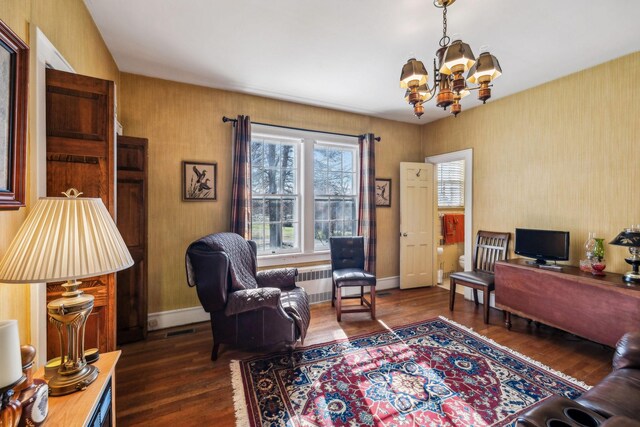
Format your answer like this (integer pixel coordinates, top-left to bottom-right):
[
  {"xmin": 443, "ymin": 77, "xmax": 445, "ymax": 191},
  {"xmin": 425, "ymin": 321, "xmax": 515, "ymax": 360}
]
[
  {"xmin": 613, "ymin": 331, "xmax": 640, "ymax": 370},
  {"xmin": 257, "ymin": 268, "xmax": 298, "ymax": 289},
  {"xmin": 224, "ymin": 287, "xmax": 284, "ymax": 316}
]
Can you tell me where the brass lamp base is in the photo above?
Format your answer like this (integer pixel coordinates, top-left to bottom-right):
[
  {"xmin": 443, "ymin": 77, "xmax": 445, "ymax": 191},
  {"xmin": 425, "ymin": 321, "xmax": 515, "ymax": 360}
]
[{"xmin": 48, "ymin": 364, "xmax": 99, "ymax": 396}]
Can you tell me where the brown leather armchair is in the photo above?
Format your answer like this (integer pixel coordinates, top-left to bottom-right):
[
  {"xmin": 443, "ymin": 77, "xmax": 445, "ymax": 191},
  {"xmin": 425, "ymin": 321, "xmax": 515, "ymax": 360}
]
[
  {"xmin": 517, "ymin": 331, "xmax": 640, "ymax": 426},
  {"xmin": 185, "ymin": 233, "xmax": 310, "ymax": 360}
]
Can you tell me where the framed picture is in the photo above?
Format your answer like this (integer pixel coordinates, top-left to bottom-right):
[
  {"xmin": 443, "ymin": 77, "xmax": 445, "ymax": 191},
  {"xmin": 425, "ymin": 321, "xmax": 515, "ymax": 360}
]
[
  {"xmin": 0, "ymin": 20, "xmax": 28, "ymax": 210},
  {"xmin": 375, "ymin": 178, "xmax": 391, "ymax": 207},
  {"xmin": 183, "ymin": 161, "xmax": 217, "ymax": 201}
]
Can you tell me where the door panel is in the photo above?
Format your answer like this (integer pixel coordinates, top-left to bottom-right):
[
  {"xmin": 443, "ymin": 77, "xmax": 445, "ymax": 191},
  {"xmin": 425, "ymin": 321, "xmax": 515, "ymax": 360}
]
[
  {"xmin": 400, "ymin": 162, "xmax": 435, "ymax": 289},
  {"xmin": 45, "ymin": 68, "xmax": 116, "ymax": 359},
  {"xmin": 116, "ymin": 136, "xmax": 148, "ymax": 345}
]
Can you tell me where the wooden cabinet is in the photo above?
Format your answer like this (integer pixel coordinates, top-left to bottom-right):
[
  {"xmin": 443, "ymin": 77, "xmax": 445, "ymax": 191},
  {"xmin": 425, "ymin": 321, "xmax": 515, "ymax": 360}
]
[
  {"xmin": 116, "ymin": 136, "xmax": 148, "ymax": 344},
  {"xmin": 38, "ymin": 351, "xmax": 120, "ymax": 426},
  {"xmin": 495, "ymin": 259, "xmax": 640, "ymax": 347},
  {"xmin": 45, "ymin": 68, "xmax": 116, "ymax": 359}
]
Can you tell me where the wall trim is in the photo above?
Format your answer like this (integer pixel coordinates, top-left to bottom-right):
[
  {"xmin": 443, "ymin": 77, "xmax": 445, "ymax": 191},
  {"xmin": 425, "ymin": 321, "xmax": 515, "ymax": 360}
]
[
  {"xmin": 148, "ymin": 275, "xmax": 401, "ymax": 331},
  {"xmin": 148, "ymin": 306, "xmax": 210, "ymax": 331}
]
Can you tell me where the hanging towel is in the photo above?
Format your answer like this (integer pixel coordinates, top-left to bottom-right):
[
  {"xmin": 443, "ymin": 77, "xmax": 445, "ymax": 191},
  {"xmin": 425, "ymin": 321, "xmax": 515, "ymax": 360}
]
[{"xmin": 443, "ymin": 214, "xmax": 465, "ymax": 244}]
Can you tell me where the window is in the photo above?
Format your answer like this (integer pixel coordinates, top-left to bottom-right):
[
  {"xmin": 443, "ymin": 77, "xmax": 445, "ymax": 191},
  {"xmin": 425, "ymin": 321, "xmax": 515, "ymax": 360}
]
[
  {"xmin": 250, "ymin": 126, "xmax": 358, "ymax": 259},
  {"xmin": 313, "ymin": 144, "xmax": 357, "ymax": 250},
  {"xmin": 437, "ymin": 160, "xmax": 464, "ymax": 207}
]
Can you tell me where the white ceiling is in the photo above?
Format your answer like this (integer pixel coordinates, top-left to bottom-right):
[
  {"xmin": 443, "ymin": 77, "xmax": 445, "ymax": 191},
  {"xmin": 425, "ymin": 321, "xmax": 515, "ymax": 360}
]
[{"xmin": 84, "ymin": 0, "xmax": 640, "ymax": 124}]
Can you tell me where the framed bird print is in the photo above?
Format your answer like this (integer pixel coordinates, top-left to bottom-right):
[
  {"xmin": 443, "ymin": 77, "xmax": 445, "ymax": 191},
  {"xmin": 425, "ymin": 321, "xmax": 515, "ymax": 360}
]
[
  {"xmin": 183, "ymin": 161, "xmax": 217, "ymax": 201},
  {"xmin": 375, "ymin": 178, "xmax": 391, "ymax": 207}
]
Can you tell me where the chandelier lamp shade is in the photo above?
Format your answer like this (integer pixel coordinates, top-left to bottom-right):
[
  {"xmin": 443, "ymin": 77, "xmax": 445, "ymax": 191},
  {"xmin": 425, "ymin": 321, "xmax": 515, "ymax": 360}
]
[
  {"xmin": 399, "ymin": 0, "xmax": 502, "ymax": 118},
  {"xmin": 0, "ymin": 189, "xmax": 133, "ymax": 396}
]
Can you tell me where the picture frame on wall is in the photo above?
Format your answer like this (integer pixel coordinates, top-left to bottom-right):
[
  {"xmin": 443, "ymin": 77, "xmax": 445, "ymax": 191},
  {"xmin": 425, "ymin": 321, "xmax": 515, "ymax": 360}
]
[
  {"xmin": 183, "ymin": 161, "xmax": 217, "ymax": 201},
  {"xmin": 0, "ymin": 20, "xmax": 29, "ymax": 210},
  {"xmin": 375, "ymin": 178, "xmax": 391, "ymax": 207}
]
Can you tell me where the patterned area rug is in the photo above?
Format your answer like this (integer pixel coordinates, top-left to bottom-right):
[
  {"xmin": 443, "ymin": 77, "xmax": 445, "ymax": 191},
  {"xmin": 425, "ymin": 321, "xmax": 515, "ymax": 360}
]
[{"xmin": 231, "ymin": 316, "xmax": 589, "ymax": 427}]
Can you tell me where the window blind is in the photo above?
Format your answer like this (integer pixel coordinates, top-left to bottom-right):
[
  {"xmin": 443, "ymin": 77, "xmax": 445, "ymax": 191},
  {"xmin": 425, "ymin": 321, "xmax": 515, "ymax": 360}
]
[{"xmin": 437, "ymin": 160, "xmax": 464, "ymax": 207}]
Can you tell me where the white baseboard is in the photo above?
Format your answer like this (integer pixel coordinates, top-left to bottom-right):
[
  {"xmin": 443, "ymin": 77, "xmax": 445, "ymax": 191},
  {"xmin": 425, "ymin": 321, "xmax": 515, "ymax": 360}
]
[
  {"xmin": 148, "ymin": 306, "xmax": 209, "ymax": 331},
  {"xmin": 148, "ymin": 276, "xmax": 401, "ymax": 331}
]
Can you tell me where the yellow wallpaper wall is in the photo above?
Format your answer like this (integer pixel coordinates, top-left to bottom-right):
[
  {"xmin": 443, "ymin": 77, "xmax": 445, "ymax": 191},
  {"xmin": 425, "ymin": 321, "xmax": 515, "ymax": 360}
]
[
  {"xmin": 0, "ymin": 0, "xmax": 119, "ymax": 343},
  {"xmin": 119, "ymin": 73, "xmax": 423, "ymax": 313},
  {"xmin": 423, "ymin": 52, "xmax": 640, "ymax": 275}
]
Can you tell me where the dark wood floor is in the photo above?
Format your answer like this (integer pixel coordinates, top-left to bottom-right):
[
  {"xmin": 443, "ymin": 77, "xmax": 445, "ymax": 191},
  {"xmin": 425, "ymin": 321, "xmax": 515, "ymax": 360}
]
[{"xmin": 115, "ymin": 286, "xmax": 614, "ymax": 426}]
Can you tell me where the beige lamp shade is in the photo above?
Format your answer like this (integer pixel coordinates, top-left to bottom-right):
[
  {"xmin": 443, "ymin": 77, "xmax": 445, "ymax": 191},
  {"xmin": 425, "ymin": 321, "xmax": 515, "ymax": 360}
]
[
  {"xmin": 0, "ymin": 193, "xmax": 133, "ymax": 283},
  {"xmin": 467, "ymin": 51, "xmax": 502, "ymax": 84},
  {"xmin": 400, "ymin": 58, "xmax": 428, "ymax": 88},
  {"xmin": 440, "ymin": 39, "xmax": 476, "ymax": 75}
]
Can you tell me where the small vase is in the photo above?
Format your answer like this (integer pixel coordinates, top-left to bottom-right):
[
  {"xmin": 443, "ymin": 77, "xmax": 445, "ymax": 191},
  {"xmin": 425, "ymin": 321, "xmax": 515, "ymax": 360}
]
[
  {"xmin": 591, "ymin": 258, "xmax": 606, "ymax": 276},
  {"xmin": 593, "ymin": 238, "xmax": 605, "ymax": 260}
]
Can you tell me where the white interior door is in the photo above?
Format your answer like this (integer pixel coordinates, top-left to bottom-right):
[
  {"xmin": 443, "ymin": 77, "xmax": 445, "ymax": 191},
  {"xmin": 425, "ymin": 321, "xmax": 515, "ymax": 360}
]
[{"xmin": 400, "ymin": 162, "xmax": 435, "ymax": 289}]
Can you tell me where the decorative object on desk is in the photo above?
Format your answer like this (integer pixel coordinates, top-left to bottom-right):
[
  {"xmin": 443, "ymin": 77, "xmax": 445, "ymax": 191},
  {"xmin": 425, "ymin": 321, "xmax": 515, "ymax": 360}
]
[
  {"xmin": 579, "ymin": 259, "xmax": 593, "ymax": 273},
  {"xmin": 182, "ymin": 161, "xmax": 217, "ymax": 201},
  {"xmin": 610, "ymin": 226, "xmax": 640, "ymax": 283},
  {"xmin": 0, "ymin": 320, "xmax": 25, "ymax": 427},
  {"xmin": 585, "ymin": 232, "xmax": 597, "ymax": 260},
  {"xmin": 590, "ymin": 237, "xmax": 606, "ymax": 276},
  {"xmin": 0, "ymin": 189, "xmax": 133, "ymax": 396},
  {"xmin": 13, "ymin": 346, "xmax": 48, "ymax": 427},
  {"xmin": 375, "ymin": 178, "xmax": 391, "ymax": 207},
  {"xmin": 0, "ymin": 19, "xmax": 28, "ymax": 210}
]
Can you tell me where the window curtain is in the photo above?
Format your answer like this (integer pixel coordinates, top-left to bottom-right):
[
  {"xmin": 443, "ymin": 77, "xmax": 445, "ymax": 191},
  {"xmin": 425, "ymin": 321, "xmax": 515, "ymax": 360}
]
[
  {"xmin": 357, "ymin": 133, "xmax": 377, "ymax": 274},
  {"xmin": 230, "ymin": 115, "xmax": 252, "ymax": 239}
]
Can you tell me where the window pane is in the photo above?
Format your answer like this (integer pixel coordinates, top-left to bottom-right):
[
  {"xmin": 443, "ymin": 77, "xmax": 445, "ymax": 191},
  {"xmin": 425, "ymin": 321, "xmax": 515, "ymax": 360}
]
[
  {"xmin": 344, "ymin": 199, "xmax": 356, "ymax": 220},
  {"xmin": 252, "ymin": 199, "xmax": 264, "ymax": 223},
  {"xmin": 329, "ymin": 200, "xmax": 343, "ymax": 220},
  {"xmin": 343, "ymin": 220, "xmax": 355, "ymax": 236},
  {"xmin": 251, "ymin": 141, "xmax": 264, "ymax": 166},
  {"xmin": 342, "ymin": 173, "xmax": 353, "ymax": 194},
  {"xmin": 315, "ymin": 200, "xmax": 328, "ymax": 220},
  {"xmin": 343, "ymin": 150, "xmax": 354, "ymax": 172},
  {"xmin": 283, "ymin": 169, "xmax": 295, "ymax": 195},
  {"xmin": 315, "ymin": 221, "xmax": 329, "ymax": 249},
  {"xmin": 283, "ymin": 145, "xmax": 295, "ymax": 168},
  {"xmin": 282, "ymin": 222, "xmax": 297, "ymax": 250},
  {"xmin": 437, "ymin": 160, "xmax": 464, "ymax": 207},
  {"xmin": 265, "ymin": 143, "xmax": 282, "ymax": 167},
  {"xmin": 265, "ymin": 198, "xmax": 281, "ymax": 222},
  {"xmin": 283, "ymin": 198, "xmax": 296, "ymax": 222},
  {"xmin": 328, "ymin": 150, "xmax": 342, "ymax": 171}
]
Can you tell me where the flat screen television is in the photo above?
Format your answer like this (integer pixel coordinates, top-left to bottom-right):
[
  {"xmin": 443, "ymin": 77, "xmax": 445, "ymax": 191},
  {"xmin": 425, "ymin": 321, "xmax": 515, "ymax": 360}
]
[{"xmin": 515, "ymin": 228, "xmax": 570, "ymax": 264}]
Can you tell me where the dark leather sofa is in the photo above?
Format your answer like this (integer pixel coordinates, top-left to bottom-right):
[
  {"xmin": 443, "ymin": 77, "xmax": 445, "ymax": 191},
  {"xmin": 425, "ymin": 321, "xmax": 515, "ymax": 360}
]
[
  {"xmin": 185, "ymin": 233, "xmax": 310, "ymax": 360},
  {"xmin": 518, "ymin": 331, "xmax": 640, "ymax": 426}
]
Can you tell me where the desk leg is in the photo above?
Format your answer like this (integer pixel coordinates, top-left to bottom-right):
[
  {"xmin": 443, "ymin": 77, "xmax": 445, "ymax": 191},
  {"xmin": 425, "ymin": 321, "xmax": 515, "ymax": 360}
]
[{"xmin": 504, "ymin": 311, "xmax": 512, "ymax": 329}]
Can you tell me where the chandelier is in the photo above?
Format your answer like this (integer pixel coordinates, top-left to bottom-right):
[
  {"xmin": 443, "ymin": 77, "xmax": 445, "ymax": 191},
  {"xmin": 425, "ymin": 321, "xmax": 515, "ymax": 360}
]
[{"xmin": 400, "ymin": 0, "xmax": 502, "ymax": 118}]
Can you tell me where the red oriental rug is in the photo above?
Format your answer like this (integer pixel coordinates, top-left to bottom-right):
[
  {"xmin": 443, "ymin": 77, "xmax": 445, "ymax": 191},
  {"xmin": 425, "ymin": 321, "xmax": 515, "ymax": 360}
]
[{"xmin": 230, "ymin": 316, "xmax": 589, "ymax": 427}]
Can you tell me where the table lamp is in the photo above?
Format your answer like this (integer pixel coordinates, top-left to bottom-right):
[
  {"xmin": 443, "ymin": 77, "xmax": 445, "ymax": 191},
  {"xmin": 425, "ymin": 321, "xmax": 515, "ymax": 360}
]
[
  {"xmin": 0, "ymin": 189, "xmax": 133, "ymax": 396},
  {"xmin": 610, "ymin": 226, "xmax": 640, "ymax": 283},
  {"xmin": 0, "ymin": 320, "xmax": 25, "ymax": 427}
]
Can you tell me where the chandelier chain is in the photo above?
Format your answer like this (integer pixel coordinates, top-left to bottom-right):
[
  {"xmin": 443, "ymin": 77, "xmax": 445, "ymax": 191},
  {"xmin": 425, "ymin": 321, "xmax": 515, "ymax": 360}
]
[{"xmin": 439, "ymin": 5, "xmax": 450, "ymax": 47}]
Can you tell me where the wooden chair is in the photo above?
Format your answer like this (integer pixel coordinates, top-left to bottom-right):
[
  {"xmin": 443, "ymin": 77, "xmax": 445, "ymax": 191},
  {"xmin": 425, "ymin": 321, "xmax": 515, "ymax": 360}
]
[
  {"xmin": 330, "ymin": 237, "xmax": 376, "ymax": 322},
  {"xmin": 449, "ymin": 230, "xmax": 510, "ymax": 324}
]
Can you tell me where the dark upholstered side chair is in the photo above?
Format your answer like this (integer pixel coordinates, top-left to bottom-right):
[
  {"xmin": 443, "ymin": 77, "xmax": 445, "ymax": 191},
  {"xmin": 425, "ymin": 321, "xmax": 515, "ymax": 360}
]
[
  {"xmin": 449, "ymin": 230, "xmax": 510, "ymax": 324},
  {"xmin": 185, "ymin": 232, "xmax": 310, "ymax": 360},
  {"xmin": 329, "ymin": 236, "xmax": 376, "ymax": 322}
]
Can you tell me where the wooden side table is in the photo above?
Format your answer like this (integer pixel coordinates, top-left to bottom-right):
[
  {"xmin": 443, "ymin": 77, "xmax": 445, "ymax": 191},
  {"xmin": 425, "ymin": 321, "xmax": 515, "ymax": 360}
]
[{"xmin": 36, "ymin": 350, "xmax": 121, "ymax": 426}]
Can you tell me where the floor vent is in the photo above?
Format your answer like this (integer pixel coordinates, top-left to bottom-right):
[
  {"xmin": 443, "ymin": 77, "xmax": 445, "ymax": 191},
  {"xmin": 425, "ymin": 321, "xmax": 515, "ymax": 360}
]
[
  {"xmin": 377, "ymin": 291, "xmax": 391, "ymax": 297},
  {"xmin": 165, "ymin": 328, "xmax": 195, "ymax": 338}
]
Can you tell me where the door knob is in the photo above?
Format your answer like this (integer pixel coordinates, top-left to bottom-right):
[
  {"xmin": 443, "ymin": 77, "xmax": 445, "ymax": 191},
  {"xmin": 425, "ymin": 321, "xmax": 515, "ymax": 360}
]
[{"xmin": 402, "ymin": 233, "xmax": 408, "ymax": 237}]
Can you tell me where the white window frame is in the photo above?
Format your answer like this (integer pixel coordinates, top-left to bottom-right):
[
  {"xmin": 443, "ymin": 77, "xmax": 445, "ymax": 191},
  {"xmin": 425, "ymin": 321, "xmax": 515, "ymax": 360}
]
[{"xmin": 252, "ymin": 125, "xmax": 359, "ymax": 267}]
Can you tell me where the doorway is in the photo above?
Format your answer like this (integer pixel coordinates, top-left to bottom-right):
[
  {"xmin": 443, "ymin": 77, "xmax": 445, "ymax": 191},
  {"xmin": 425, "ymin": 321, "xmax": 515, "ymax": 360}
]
[{"xmin": 426, "ymin": 149, "xmax": 473, "ymax": 295}]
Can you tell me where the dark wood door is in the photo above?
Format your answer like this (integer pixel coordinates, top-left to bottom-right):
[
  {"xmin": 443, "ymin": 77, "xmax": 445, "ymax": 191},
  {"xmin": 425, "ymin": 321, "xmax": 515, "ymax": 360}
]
[
  {"xmin": 117, "ymin": 136, "xmax": 148, "ymax": 344},
  {"xmin": 45, "ymin": 68, "xmax": 116, "ymax": 359}
]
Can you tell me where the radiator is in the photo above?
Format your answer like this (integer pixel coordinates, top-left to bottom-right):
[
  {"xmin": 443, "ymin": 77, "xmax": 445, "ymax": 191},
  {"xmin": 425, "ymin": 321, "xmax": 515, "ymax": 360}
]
[
  {"xmin": 295, "ymin": 265, "xmax": 373, "ymax": 304},
  {"xmin": 295, "ymin": 265, "xmax": 333, "ymax": 304}
]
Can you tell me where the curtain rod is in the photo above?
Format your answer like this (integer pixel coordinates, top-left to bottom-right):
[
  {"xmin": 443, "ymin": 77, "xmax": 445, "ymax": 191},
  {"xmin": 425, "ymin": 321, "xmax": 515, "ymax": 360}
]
[{"xmin": 221, "ymin": 116, "xmax": 381, "ymax": 142}]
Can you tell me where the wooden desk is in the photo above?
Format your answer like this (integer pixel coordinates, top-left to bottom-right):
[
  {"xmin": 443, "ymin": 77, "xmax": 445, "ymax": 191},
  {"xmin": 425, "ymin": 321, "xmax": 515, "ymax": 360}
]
[
  {"xmin": 495, "ymin": 259, "xmax": 640, "ymax": 347},
  {"xmin": 36, "ymin": 351, "xmax": 120, "ymax": 427}
]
